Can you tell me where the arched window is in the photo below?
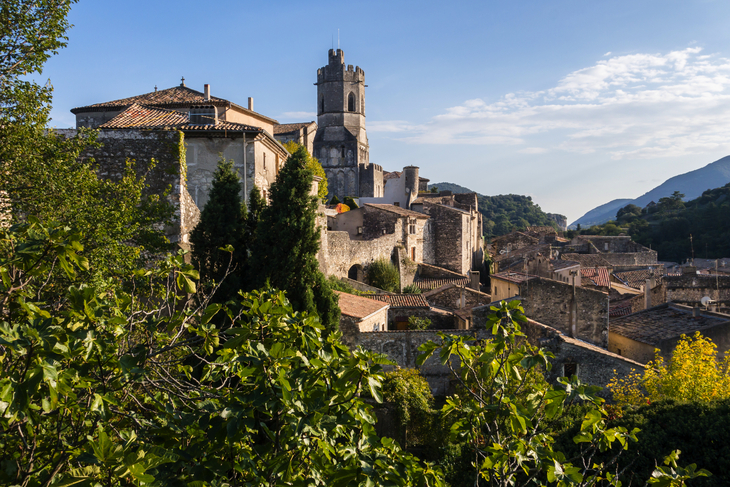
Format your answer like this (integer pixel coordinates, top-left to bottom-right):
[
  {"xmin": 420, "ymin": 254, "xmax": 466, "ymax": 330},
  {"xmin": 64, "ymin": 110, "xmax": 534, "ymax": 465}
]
[
  {"xmin": 348, "ymin": 92, "xmax": 356, "ymax": 112},
  {"xmin": 319, "ymin": 96, "xmax": 324, "ymax": 114}
]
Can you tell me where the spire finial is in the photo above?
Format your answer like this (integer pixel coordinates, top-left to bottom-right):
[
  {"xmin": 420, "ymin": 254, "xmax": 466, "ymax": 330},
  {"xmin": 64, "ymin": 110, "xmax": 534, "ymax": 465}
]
[{"xmin": 180, "ymin": 76, "xmax": 186, "ymax": 87}]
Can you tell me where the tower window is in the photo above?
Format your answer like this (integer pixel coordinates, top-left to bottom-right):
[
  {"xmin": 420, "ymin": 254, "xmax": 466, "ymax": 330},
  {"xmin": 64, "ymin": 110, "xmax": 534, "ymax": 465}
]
[
  {"xmin": 348, "ymin": 92, "xmax": 356, "ymax": 112},
  {"xmin": 319, "ymin": 96, "xmax": 324, "ymax": 114}
]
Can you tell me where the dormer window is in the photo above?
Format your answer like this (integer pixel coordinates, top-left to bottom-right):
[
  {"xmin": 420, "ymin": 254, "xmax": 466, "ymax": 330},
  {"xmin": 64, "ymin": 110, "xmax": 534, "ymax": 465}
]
[{"xmin": 189, "ymin": 106, "xmax": 216, "ymax": 125}]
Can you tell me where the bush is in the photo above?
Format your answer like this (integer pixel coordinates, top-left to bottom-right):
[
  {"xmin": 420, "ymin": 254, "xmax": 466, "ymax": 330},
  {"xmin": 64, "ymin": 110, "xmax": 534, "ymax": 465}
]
[
  {"xmin": 381, "ymin": 369, "xmax": 436, "ymax": 448},
  {"xmin": 329, "ymin": 195, "xmax": 341, "ymax": 205},
  {"xmin": 367, "ymin": 258, "xmax": 400, "ymax": 292},
  {"xmin": 402, "ymin": 283, "xmax": 422, "ymax": 294},
  {"xmin": 344, "ymin": 196, "xmax": 359, "ymax": 209},
  {"xmin": 408, "ymin": 316, "xmax": 431, "ymax": 330}
]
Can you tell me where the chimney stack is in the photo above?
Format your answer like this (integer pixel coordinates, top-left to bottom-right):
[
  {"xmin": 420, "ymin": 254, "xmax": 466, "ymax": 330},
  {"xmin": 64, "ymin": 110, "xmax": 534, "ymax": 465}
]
[
  {"xmin": 248, "ymin": 97, "xmax": 254, "ymax": 111},
  {"xmin": 204, "ymin": 84, "xmax": 211, "ymax": 101}
]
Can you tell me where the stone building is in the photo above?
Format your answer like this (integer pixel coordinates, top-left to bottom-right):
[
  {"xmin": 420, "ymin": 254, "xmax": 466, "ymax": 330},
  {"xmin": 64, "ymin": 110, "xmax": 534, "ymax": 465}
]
[
  {"xmin": 335, "ymin": 291, "xmax": 389, "ymax": 347},
  {"xmin": 609, "ymin": 303, "xmax": 730, "ymax": 363},
  {"xmin": 313, "ymin": 49, "xmax": 383, "ymax": 200},
  {"xmin": 273, "ymin": 121, "xmax": 317, "ymax": 155},
  {"xmin": 366, "ymin": 293, "xmax": 457, "ymax": 330},
  {"xmin": 71, "ymin": 82, "xmax": 289, "ymax": 210}
]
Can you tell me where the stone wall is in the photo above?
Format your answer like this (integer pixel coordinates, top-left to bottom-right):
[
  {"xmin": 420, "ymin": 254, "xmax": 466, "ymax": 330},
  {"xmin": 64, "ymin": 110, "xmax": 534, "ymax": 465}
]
[
  {"xmin": 65, "ymin": 129, "xmax": 199, "ymax": 247},
  {"xmin": 424, "ymin": 284, "xmax": 491, "ymax": 311},
  {"xmin": 665, "ymin": 275, "xmax": 730, "ymax": 306},
  {"xmin": 599, "ymin": 251, "xmax": 658, "ymax": 266},
  {"xmin": 357, "ymin": 329, "xmax": 488, "ymax": 395},
  {"xmin": 518, "ymin": 278, "xmax": 609, "ymax": 347},
  {"xmin": 387, "ymin": 306, "xmax": 457, "ymax": 330}
]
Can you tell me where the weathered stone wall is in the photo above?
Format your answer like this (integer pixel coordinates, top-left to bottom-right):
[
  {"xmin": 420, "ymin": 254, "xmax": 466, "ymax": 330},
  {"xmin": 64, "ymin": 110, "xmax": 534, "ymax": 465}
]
[
  {"xmin": 325, "ymin": 230, "xmax": 399, "ymax": 279},
  {"xmin": 490, "ymin": 231, "xmax": 539, "ymax": 254},
  {"xmin": 357, "ymin": 329, "xmax": 488, "ymax": 395},
  {"xmin": 358, "ymin": 163, "xmax": 384, "ymax": 198},
  {"xmin": 665, "ymin": 275, "xmax": 730, "ymax": 306},
  {"xmin": 66, "ymin": 129, "xmax": 199, "ymax": 246},
  {"xmin": 518, "ymin": 278, "xmax": 609, "ymax": 347},
  {"xmin": 387, "ymin": 306, "xmax": 457, "ymax": 330},
  {"xmin": 424, "ymin": 285, "xmax": 491, "ymax": 311},
  {"xmin": 599, "ymin": 251, "xmax": 658, "ymax": 266}
]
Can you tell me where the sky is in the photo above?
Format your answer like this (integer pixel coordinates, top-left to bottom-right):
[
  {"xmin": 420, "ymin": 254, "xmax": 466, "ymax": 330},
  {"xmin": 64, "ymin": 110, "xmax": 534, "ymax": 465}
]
[{"xmin": 36, "ymin": 0, "xmax": 730, "ymax": 223}]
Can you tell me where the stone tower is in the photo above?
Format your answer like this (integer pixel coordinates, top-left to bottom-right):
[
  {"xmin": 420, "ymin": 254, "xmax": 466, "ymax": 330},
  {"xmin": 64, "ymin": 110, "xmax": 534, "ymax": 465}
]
[{"xmin": 314, "ymin": 49, "xmax": 381, "ymax": 200}]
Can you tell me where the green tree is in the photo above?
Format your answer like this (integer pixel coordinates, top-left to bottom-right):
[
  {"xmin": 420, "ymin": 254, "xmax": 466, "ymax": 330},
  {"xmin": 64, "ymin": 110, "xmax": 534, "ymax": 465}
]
[
  {"xmin": 190, "ymin": 158, "xmax": 248, "ymax": 300},
  {"xmin": 381, "ymin": 368, "xmax": 436, "ymax": 448},
  {"xmin": 0, "ymin": 219, "xmax": 444, "ymax": 486},
  {"xmin": 249, "ymin": 146, "xmax": 340, "ymax": 331},
  {"xmin": 344, "ymin": 196, "xmax": 359, "ymax": 209},
  {"xmin": 418, "ymin": 301, "xmax": 706, "ymax": 486},
  {"xmin": 282, "ymin": 140, "xmax": 328, "ymax": 200},
  {"xmin": 367, "ymin": 257, "xmax": 400, "ymax": 292}
]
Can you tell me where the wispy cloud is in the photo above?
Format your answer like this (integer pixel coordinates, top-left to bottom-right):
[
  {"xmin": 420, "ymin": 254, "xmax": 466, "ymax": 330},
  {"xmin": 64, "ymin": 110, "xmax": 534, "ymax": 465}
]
[{"xmin": 371, "ymin": 47, "xmax": 730, "ymax": 160}]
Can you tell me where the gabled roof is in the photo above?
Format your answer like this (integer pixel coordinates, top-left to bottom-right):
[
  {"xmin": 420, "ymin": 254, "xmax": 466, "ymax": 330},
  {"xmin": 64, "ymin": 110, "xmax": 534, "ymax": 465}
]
[
  {"xmin": 97, "ymin": 104, "xmax": 263, "ymax": 133},
  {"xmin": 490, "ymin": 271, "xmax": 538, "ymax": 284},
  {"xmin": 561, "ymin": 253, "xmax": 612, "ymax": 268},
  {"xmin": 335, "ymin": 291, "xmax": 389, "ymax": 319},
  {"xmin": 366, "ymin": 293, "xmax": 430, "ymax": 309},
  {"xmin": 72, "ymin": 84, "xmax": 279, "ymax": 124},
  {"xmin": 273, "ymin": 122, "xmax": 316, "ymax": 134},
  {"xmin": 363, "ymin": 203, "xmax": 429, "ymax": 219},
  {"xmin": 551, "ymin": 259, "xmax": 580, "ymax": 271},
  {"xmin": 613, "ymin": 269, "xmax": 659, "ymax": 289},
  {"xmin": 610, "ymin": 303, "xmax": 730, "ymax": 345},
  {"xmin": 581, "ymin": 267, "xmax": 611, "ymax": 288}
]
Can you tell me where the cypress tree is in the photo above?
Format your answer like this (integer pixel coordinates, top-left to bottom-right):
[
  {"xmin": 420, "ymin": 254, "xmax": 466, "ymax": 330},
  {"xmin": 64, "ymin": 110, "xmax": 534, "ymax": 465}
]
[
  {"xmin": 190, "ymin": 158, "xmax": 247, "ymax": 301},
  {"xmin": 249, "ymin": 146, "xmax": 340, "ymax": 331}
]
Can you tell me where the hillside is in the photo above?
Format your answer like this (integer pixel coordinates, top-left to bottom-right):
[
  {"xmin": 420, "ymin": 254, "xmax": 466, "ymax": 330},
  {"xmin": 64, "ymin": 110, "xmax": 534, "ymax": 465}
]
[
  {"xmin": 429, "ymin": 182, "xmax": 564, "ymax": 236},
  {"xmin": 571, "ymin": 155, "xmax": 730, "ymax": 228},
  {"xmin": 576, "ymin": 183, "xmax": 730, "ymax": 262}
]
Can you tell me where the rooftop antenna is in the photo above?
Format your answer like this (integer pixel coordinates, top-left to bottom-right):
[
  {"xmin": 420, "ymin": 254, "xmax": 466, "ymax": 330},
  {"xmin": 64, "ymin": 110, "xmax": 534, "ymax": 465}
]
[
  {"xmin": 338, "ymin": 29, "xmax": 340, "ymax": 50},
  {"xmin": 690, "ymin": 234, "xmax": 695, "ymax": 265}
]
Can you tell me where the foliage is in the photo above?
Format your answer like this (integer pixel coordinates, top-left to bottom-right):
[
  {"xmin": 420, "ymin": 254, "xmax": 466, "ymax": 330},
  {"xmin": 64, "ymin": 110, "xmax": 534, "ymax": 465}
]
[
  {"xmin": 0, "ymin": 218, "xmax": 444, "ymax": 486},
  {"xmin": 408, "ymin": 316, "xmax": 431, "ymax": 330},
  {"xmin": 282, "ymin": 140, "xmax": 328, "ymax": 200},
  {"xmin": 344, "ymin": 196, "xmax": 359, "ymax": 209},
  {"xmin": 403, "ymin": 283, "xmax": 422, "ymax": 294},
  {"xmin": 381, "ymin": 369, "xmax": 436, "ymax": 448},
  {"xmin": 609, "ymin": 332, "xmax": 730, "ymax": 408},
  {"xmin": 367, "ymin": 257, "xmax": 400, "ymax": 292},
  {"xmin": 329, "ymin": 194, "xmax": 341, "ymax": 205},
  {"xmin": 249, "ymin": 146, "xmax": 340, "ymax": 331},
  {"xmin": 326, "ymin": 275, "xmax": 374, "ymax": 297},
  {"xmin": 243, "ymin": 184, "xmax": 265, "ymax": 260},
  {"xmin": 190, "ymin": 158, "xmax": 248, "ymax": 301},
  {"xmin": 577, "ymin": 183, "xmax": 730, "ymax": 262},
  {"xmin": 417, "ymin": 301, "xmax": 701, "ymax": 486}
]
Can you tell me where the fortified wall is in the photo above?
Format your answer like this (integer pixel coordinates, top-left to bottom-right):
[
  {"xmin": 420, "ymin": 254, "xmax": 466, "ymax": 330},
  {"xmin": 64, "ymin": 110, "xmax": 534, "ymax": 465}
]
[{"xmin": 665, "ymin": 274, "xmax": 730, "ymax": 306}]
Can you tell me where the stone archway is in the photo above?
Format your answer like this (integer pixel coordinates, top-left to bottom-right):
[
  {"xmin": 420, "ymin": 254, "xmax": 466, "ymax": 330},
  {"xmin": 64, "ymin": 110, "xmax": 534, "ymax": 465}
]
[{"xmin": 348, "ymin": 263, "xmax": 364, "ymax": 282}]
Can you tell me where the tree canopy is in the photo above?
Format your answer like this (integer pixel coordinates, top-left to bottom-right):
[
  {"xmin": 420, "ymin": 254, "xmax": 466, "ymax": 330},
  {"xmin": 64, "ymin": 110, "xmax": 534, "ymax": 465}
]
[{"xmin": 282, "ymin": 140, "xmax": 328, "ymax": 200}]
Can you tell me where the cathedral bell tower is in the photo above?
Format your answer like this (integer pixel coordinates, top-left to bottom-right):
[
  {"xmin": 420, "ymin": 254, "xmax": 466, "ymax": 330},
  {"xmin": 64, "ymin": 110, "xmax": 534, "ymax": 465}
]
[{"xmin": 313, "ymin": 49, "xmax": 374, "ymax": 200}]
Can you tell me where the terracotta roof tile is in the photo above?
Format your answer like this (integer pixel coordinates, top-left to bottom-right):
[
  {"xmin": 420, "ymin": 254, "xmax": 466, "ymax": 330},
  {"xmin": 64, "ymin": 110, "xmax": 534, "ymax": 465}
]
[
  {"xmin": 490, "ymin": 271, "xmax": 538, "ymax": 284},
  {"xmin": 611, "ymin": 303, "xmax": 730, "ymax": 345},
  {"xmin": 72, "ymin": 85, "xmax": 229, "ymax": 112},
  {"xmin": 613, "ymin": 269, "xmax": 659, "ymax": 289},
  {"xmin": 413, "ymin": 277, "xmax": 470, "ymax": 291},
  {"xmin": 364, "ymin": 203, "xmax": 429, "ymax": 219},
  {"xmin": 335, "ymin": 291, "xmax": 389, "ymax": 319},
  {"xmin": 383, "ymin": 171, "xmax": 401, "ymax": 180},
  {"xmin": 97, "ymin": 104, "xmax": 262, "ymax": 133},
  {"xmin": 581, "ymin": 267, "xmax": 611, "ymax": 287},
  {"xmin": 561, "ymin": 253, "xmax": 613, "ymax": 268},
  {"xmin": 551, "ymin": 259, "xmax": 579, "ymax": 271},
  {"xmin": 366, "ymin": 293, "xmax": 430, "ymax": 308},
  {"xmin": 609, "ymin": 300, "xmax": 634, "ymax": 318},
  {"xmin": 273, "ymin": 122, "xmax": 315, "ymax": 134}
]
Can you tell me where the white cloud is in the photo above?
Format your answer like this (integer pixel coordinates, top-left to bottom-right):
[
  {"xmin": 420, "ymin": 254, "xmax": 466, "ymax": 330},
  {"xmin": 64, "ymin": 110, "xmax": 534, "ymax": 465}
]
[{"xmin": 372, "ymin": 47, "xmax": 730, "ymax": 160}]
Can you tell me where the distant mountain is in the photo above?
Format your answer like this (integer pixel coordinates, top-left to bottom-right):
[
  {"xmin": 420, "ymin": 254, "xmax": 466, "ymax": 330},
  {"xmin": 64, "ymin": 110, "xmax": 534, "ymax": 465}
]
[
  {"xmin": 570, "ymin": 155, "xmax": 730, "ymax": 228},
  {"xmin": 428, "ymin": 182, "xmax": 565, "ymax": 236}
]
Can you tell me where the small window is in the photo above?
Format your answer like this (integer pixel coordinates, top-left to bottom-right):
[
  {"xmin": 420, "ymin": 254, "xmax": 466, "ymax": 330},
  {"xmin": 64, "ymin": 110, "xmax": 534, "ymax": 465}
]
[
  {"xmin": 189, "ymin": 106, "xmax": 216, "ymax": 125},
  {"xmin": 411, "ymin": 247, "xmax": 416, "ymax": 260},
  {"xmin": 341, "ymin": 146, "xmax": 345, "ymax": 158},
  {"xmin": 393, "ymin": 202, "xmax": 400, "ymax": 207},
  {"xmin": 348, "ymin": 92, "xmax": 356, "ymax": 112},
  {"xmin": 319, "ymin": 96, "xmax": 324, "ymax": 114},
  {"xmin": 409, "ymin": 218, "xmax": 416, "ymax": 234},
  {"xmin": 563, "ymin": 363, "xmax": 578, "ymax": 378},
  {"xmin": 357, "ymin": 226, "xmax": 363, "ymax": 235}
]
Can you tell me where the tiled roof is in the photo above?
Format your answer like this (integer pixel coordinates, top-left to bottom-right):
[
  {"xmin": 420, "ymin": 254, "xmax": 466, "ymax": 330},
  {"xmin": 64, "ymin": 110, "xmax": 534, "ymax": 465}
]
[
  {"xmin": 273, "ymin": 122, "xmax": 315, "ymax": 134},
  {"xmin": 97, "ymin": 104, "xmax": 262, "ymax": 132},
  {"xmin": 613, "ymin": 269, "xmax": 659, "ymax": 289},
  {"xmin": 413, "ymin": 277, "xmax": 470, "ymax": 291},
  {"xmin": 561, "ymin": 253, "xmax": 612, "ymax": 268},
  {"xmin": 611, "ymin": 303, "xmax": 730, "ymax": 345},
  {"xmin": 494, "ymin": 243, "xmax": 550, "ymax": 261},
  {"xmin": 363, "ymin": 203, "xmax": 429, "ymax": 219},
  {"xmin": 335, "ymin": 291, "xmax": 389, "ymax": 319},
  {"xmin": 367, "ymin": 293, "xmax": 430, "ymax": 308},
  {"xmin": 383, "ymin": 171, "xmax": 402, "ymax": 180},
  {"xmin": 609, "ymin": 300, "xmax": 634, "ymax": 318},
  {"xmin": 581, "ymin": 267, "xmax": 611, "ymax": 288},
  {"xmin": 551, "ymin": 259, "xmax": 579, "ymax": 271},
  {"xmin": 490, "ymin": 272, "xmax": 538, "ymax": 284},
  {"xmin": 72, "ymin": 85, "xmax": 230, "ymax": 112}
]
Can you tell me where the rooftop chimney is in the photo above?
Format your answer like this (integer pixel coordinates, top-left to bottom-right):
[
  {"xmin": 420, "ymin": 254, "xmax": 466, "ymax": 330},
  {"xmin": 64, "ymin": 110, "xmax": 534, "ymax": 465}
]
[
  {"xmin": 204, "ymin": 84, "xmax": 211, "ymax": 101},
  {"xmin": 248, "ymin": 97, "xmax": 254, "ymax": 111}
]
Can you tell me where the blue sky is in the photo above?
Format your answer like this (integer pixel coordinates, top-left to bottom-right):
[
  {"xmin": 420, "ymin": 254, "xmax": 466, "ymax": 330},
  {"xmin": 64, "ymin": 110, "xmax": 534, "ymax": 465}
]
[{"xmin": 38, "ymin": 0, "xmax": 730, "ymax": 223}]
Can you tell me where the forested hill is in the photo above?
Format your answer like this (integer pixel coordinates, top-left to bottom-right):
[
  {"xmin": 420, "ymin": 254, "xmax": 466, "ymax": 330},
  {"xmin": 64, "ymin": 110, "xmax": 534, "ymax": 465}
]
[
  {"xmin": 428, "ymin": 183, "xmax": 563, "ymax": 236},
  {"xmin": 575, "ymin": 183, "xmax": 730, "ymax": 262}
]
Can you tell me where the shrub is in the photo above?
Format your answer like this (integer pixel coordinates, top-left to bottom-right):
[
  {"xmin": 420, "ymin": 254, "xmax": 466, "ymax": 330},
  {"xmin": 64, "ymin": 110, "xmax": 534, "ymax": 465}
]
[
  {"xmin": 344, "ymin": 196, "xmax": 359, "ymax": 209},
  {"xmin": 329, "ymin": 195, "xmax": 341, "ymax": 205},
  {"xmin": 381, "ymin": 369, "xmax": 436, "ymax": 448},
  {"xmin": 367, "ymin": 258, "xmax": 400, "ymax": 292},
  {"xmin": 408, "ymin": 316, "xmax": 431, "ymax": 330},
  {"xmin": 402, "ymin": 283, "xmax": 422, "ymax": 294}
]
